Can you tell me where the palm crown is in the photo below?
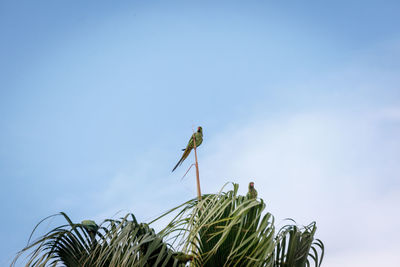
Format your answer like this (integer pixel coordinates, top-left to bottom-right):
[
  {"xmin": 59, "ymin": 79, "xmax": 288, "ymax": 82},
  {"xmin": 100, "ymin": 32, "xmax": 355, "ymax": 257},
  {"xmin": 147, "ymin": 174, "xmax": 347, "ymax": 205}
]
[{"xmin": 13, "ymin": 183, "xmax": 323, "ymax": 267}]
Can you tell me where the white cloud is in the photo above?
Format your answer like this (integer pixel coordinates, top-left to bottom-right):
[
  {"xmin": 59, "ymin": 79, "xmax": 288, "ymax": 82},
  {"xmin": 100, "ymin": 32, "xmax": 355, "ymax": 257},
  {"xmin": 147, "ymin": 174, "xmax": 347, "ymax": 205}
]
[
  {"xmin": 325, "ymin": 245, "xmax": 400, "ymax": 267},
  {"xmin": 375, "ymin": 107, "xmax": 400, "ymax": 121},
  {"xmin": 199, "ymin": 111, "xmax": 400, "ymax": 266}
]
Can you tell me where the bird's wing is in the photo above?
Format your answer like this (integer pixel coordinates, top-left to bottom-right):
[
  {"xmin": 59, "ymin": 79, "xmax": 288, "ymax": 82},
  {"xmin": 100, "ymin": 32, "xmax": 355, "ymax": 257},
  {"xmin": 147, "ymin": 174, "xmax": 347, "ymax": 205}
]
[
  {"xmin": 194, "ymin": 132, "xmax": 203, "ymax": 147},
  {"xmin": 187, "ymin": 134, "xmax": 194, "ymax": 147}
]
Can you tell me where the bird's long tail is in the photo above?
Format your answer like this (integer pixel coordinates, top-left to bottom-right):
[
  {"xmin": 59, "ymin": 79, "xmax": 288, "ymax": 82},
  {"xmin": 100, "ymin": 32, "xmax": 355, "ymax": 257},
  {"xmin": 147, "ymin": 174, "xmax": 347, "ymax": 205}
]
[
  {"xmin": 172, "ymin": 159, "xmax": 182, "ymax": 172},
  {"xmin": 172, "ymin": 148, "xmax": 192, "ymax": 172}
]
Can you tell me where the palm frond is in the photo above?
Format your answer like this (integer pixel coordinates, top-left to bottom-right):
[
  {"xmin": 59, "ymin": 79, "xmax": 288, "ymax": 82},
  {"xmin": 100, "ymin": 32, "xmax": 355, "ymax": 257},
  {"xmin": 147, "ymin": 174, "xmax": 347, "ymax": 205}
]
[
  {"xmin": 274, "ymin": 221, "xmax": 324, "ymax": 267},
  {"xmin": 13, "ymin": 213, "xmax": 191, "ymax": 267}
]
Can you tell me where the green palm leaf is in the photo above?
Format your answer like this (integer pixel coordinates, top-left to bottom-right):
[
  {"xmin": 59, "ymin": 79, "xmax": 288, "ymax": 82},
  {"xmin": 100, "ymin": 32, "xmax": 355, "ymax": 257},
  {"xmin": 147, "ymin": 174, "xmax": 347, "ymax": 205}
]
[{"xmin": 274, "ymin": 221, "xmax": 324, "ymax": 267}]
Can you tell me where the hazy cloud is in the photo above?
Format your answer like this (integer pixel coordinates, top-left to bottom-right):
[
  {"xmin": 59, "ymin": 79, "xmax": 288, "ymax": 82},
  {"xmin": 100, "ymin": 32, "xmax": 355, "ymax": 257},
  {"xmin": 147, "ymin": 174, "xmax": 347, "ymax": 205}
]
[{"xmin": 199, "ymin": 110, "xmax": 400, "ymax": 266}]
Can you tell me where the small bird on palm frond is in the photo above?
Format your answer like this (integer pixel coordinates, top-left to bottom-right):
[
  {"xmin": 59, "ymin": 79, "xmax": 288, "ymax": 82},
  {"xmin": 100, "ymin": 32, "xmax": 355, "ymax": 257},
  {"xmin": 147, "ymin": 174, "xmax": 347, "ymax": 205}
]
[
  {"xmin": 172, "ymin": 126, "xmax": 203, "ymax": 172},
  {"xmin": 247, "ymin": 182, "xmax": 258, "ymax": 199},
  {"xmin": 81, "ymin": 220, "xmax": 98, "ymax": 243}
]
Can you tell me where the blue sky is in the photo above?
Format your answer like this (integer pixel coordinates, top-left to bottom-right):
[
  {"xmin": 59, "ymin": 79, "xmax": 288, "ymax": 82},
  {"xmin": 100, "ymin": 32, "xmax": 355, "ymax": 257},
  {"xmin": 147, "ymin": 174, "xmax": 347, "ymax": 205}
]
[{"xmin": 1, "ymin": 1, "xmax": 400, "ymax": 266}]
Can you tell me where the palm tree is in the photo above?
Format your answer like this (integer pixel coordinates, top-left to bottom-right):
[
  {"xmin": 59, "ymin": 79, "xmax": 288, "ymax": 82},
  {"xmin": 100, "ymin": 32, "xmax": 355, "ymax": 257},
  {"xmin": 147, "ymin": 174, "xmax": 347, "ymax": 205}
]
[{"xmin": 13, "ymin": 183, "xmax": 323, "ymax": 266}]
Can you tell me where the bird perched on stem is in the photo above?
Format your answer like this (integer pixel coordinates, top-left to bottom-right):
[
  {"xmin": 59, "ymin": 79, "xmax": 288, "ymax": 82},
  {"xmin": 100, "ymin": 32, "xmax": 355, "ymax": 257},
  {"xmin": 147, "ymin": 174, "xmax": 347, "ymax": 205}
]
[
  {"xmin": 172, "ymin": 126, "xmax": 203, "ymax": 172},
  {"xmin": 247, "ymin": 182, "xmax": 258, "ymax": 199}
]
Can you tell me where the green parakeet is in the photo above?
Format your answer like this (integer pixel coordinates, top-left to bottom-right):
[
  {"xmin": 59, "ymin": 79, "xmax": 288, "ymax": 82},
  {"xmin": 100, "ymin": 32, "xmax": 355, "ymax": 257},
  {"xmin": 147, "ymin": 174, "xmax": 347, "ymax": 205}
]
[
  {"xmin": 172, "ymin": 126, "xmax": 203, "ymax": 172},
  {"xmin": 81, "ymin": 220, "xmax": 98, "ymax": 232},
  {"xmin": 81, "ymin": 220, "xmax": 98, "ymax": 242},
  {"xmin": 247, "ymin": 182, "xmax": 258, "ymax": 199}
]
